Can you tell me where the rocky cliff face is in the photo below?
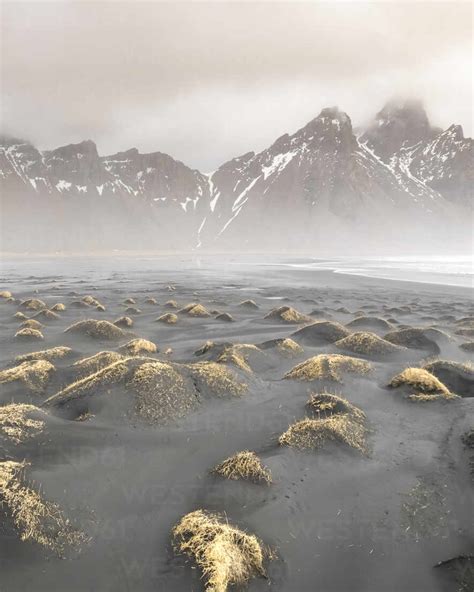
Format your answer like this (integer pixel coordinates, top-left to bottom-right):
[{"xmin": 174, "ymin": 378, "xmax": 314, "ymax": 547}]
[{"xmin": 0, "ymin": 100, "xmax": 471, "ymax": 253}]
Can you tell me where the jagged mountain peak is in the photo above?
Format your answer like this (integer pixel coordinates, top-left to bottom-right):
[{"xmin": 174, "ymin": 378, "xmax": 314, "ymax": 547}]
[{"xmin": 361, "ymin": 98, "xmax": 439, "ymax": 161}]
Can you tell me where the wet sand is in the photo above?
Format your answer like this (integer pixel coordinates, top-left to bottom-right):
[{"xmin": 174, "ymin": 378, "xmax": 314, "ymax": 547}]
[{"xmin": 0, "ymin": 257, "xmax": 473, "ymax": 592}]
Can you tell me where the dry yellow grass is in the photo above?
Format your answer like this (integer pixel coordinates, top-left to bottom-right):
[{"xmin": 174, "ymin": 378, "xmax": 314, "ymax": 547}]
[
  {"xmin": 215, "ymin": 312, "xmax": 234, "ymax": 322},
  {"xmin": 33, "ymin": 309, "xmax": 61, "ymax": 321},
  {"xmin": 306, "ymin": 392, "xmax": 366, "ymax": 423},
  {"xmin": 144, "ymin": 297, "xmax": 158, "ymax": 305},
  {"xmin": 124, "ymin": 297, "xmax": 136, "ymax": 305},
  {"xmin": 213, "ymin": 451, "xmax": 272, "ymax": 484},
  {"xmin": 20, "ymin": 299, "xmax": 46, "ymax": 311},
  {"xmin": 44, "ymin": 359, "xmax": 130, "ymax": 405},
  {"xmin": 389, "ymin": 367, "xmax": 456, "ymax": 400},
  {"xmin": 114, "ymin": 316, "xmax": 133, "ymax": 328},
  {"xmin": 127, "ymin": 361, "xmax": 198, "ymax": 423},
  {"xmin": 264, "ymin": 306, "xmax": 312, "ymax": 324},
  {"xmin": 72, "ymin": 351, "xmax": 125, "ymax": 376},
  {"xmin": 119, "ymin": 338, "xmax": 157, "ymax": 356},
  {"xmin": 14, "ymin": 311, "xmax": 28, "ymax": 321},
  {"xmin": 172, "ymin": 509, "xmax": 268, "ymax": 592},
  {"xmin": 0, "ymin": 460, "xmax": 87, "ymax": 554},
  {"xmin": 279, "ymin": 415, "xmax": 367, "ymax": 453},
  {"xmin": 82, "ymin": 295, "xmax": 101, "ymax": 307},
  {"xmin": 155, "ymin": 312, "xmax": 178, "ymax": 324},
  {"xmin": 65, "ymin": 319, "xmax": 125, "ymax": 340},
  {"xmin": 96, "ymin": 304, "xmax": 106, "ymax": 312},
  {"xmin": 238, "ymin": 299, "xmax": 259, "ymax": 309},
  {"xmin": 0, "ymin": 360, "xmax": 55, "ymax": 393},
  {"xmin": 15, "ymin": 346, "xmax": 72, "ymax": 363},
  {"xmin": 15, "ymin": 327, "xmax": 44, "ymax": 341},
  {"xmin": 335, "ymin": 331, "xmax": 404, "ymax": 356},
  {"xmin": 180, "ymin": 303, "xmax": 211, "ymax": 317},
  {"xmin": 0, "ymin": 290, "xmax": 13, "ymax": 299},
  {"xmin": 276, "ymin": 338, "xmax": 304, "ymax": 357},
  {"xmin": 0, "ymin": 404, "xmax": 45, "ymax": 443},
  {"xmin": 284, "ymin": 354, "xmax": 372, "ymax": 382},
  {"xmin": 164, "ymin": 299, "xmax": 179, "ymax": 309},
  {"xmin": 124, "ymin": 306, "xmax": 141, "ymax": 315},
  {"xmin": 20, "ymin": 319, "xmax": 44, "ymax": 330},
  {"xmin": 187, "ymin": 362, "xmax": 247, "ymax": 397},
  {"xmin": 50, "ymin": 303, "xmax": 66, "ymax": 312}
]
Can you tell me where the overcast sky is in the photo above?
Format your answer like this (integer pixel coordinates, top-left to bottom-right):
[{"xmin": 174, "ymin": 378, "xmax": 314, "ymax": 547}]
[{"xmin": 1, "ymin": 1, "xmax": 472, "ymax": 170}]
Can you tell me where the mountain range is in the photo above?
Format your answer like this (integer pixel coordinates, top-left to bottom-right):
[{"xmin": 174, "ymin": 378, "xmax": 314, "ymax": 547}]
[{"xmin": 1, "ymin": 99, "xmax": 472, "ymax": 253}]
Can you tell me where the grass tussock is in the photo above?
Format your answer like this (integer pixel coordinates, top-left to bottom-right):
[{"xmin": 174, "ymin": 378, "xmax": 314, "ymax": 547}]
[
  {"xmin": 72, "ymin": 351, "xmax": 125, "ymax": 376},
  {"xmin": 389, "ymin": 368, "xmax": 457, "ymax": 401},
  {"xmin": 33, "ymin": 309, "xmax": 61, "ymax": 321},
  {"xmin": 164, "ymin": 299, "xmax": 178, "ymax": 309},
  {"xmin": 335, "ymin": 332, "xmax": 404, "ymax": 356},
  {"xmin": 0, "ymin": 290, "xmax": 13, "ymax": 299},
  {"xmin": 127, "ymin": 361, "xmax": 198, "ymax": 423},
  {"xmin": 260, "ymin": 337, "xmax": 304, "ymax": 357},
  {"xmin": 172, "ymin": 509, "xmax": 268, "ymax": 592},
  {"xmin": 123, "ymin": 297, "xmax": 136, "ymax": 304},
  {"xmin": 20, "ymin": 299, "xmax": 46, "ymax": 311},
  {"xmin": 96, "ymin": 304, "xmax": 106, "ymax": 312},
  {"xmin": 15, "ymin": 346, "xmax": 72, "ymax": 363},
  {"xmin": 119, "ymin": 338, "xmax": 157, "ymax": 356},
  {"xmin": 14, "ymin": 312, "xmax": 28, "ymax": 320},
  {"xmin": 65, "ymin": 319, "xmax": 125, "ymax": 340},
  {"xmin": 306, "ymin": 392, "xmax": 366, "ymax": 423},
  {"xmin": 0, "ymin": 461, "xmax": 87, "ymax": 554},
  {"xmin": 82, "ymin": 295, "xmax": 101, "ymax": 307},
  {"xmin": 216, "ymin": 344, "xmax": 261, "ymax": 374},
  {"xmin": 155, "ymin": 312, "xmax": 178, "ymax": 324},
  {"xmin": 124, "ymin": 306, "xmax": 141, "ymax": 315},
  {"xmin": 0, "ymin": 404, "xmax": 45, "ymax": 443},
  {"xmin": 0, "ymin": 360, "xmax": 55, "ymax": 393},
  {"xmin": 284, "ymin": 354, "xmax": 372, "ymax": 382},
  {"xmin": 264, "ymin": 306, "xmax": 312, "ymax": 324},
  {"xmin": 15, "ymin": 327, "xmax": 44, "ymax": 341},
  {"xmin": 239, "ymin": 299, "xmax": 259, "ymax": 309},
  {"xmin": 384, "ymin": 328, "xmax": 441, "ymax": 352},
  {"xmin": 20, "ymin": 319, "xmax": 44, "ymax": 330},
  {"xmin": 114, "ymin": 316, "xmax": 133, "ymax": 328},
  {"xmin": 213, "ymin": 450, "xmax": 272, "ymax": 485},
  {"xmin": 50, "ymin": 303, "xmax": 66, "ymax": 312},
  {"xmin": 179, "ymin": 303, "xmax": 211, "ymax": 317},
  {"xmin": 215, "ymin": 313, "xmax": 234, "ymax": 322},
  {"xmin": 144, "ymin": 297, "xmax": 158, "ymax": 305},
  {"xmin": 187, "ymin": 362, "xmax": 247, "ymax": 397},
  {"xmin": 279, "ymin": 414, "xmax": 367, "ymax": 452}
]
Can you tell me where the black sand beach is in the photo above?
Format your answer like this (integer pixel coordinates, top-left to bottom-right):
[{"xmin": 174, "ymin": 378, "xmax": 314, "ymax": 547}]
[{"xmin": 0, "ymin": 256, "xmax": 472, "ymax": 592}]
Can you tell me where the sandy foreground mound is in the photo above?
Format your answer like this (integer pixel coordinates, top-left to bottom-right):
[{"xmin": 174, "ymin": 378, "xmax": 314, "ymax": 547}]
[
  {"xmin": 423, "ymin": 360, "xmax": 473, "ymax": 398},
  {"xmin": 284, "ymin": 354, "xmax": 372, "ymax": 382},
  {"xmin": 384, "ymin": 327, "xmax": 443, "ymax": 353},
  {"xmin": 389, "ymin": 367, "xmax": 458, "ymax": 401},
  {"xmin": 172, "ymin": 509, "xmax": 270, "ymax": 592},
  {"xmin": 292, "ymin": 320, "xmax": 350, "ymax": 345},
  {"xmin": 0, "ymin": 403, "xmax": 46, "ymax": 443},
  {"xmin": 43, "ymin": 356, "xmax": 247, "ymax": 423},
  {"xmin": 264, "ymin": 305, "xmax": 312, "ymax": 324},
  {"xmin": 0, "ymin": 360, "xmax": 55, "ymax": 393},
  {"xmin": 0, "ymin": 460, "xmax": 87, "ymax": 555},
  {"xmin": 15, "ymin": 347, "xmax": 73, "ymax": 363},
  {"xmin": 335, "ymin": 331, "xmax": 405, "ymax": 357}
]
